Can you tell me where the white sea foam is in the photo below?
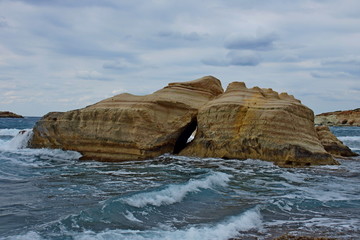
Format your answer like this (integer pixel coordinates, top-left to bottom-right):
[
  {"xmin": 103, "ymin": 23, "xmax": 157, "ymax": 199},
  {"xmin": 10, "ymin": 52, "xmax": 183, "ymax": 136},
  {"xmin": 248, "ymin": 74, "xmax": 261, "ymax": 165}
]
[
  {"xmin": 0, "ymin": 128, "xmax": 21, "ymax": 137},
  {"xmin": 73, "ymin": 208, "xmax": 262, "ymax": 240},
  {"xmin": 123, "ymin": 172, "xmax": 231, "ymax": 208},
  {"xmin": 124, "ymin": 210, "xmax": 143, "ymax": 223},
  {"xmin": 338, "ymin": 136, "xmax": 360, "ymax": 141},
  {"xmin": 0, "ymin": 129, "xmax": 33, "ymax": 150},
  {"xmin": 350, "ymin": 147, "xmax": 360, "ymax": 151},
  {"xmin": 5, "ymin": 231, "xmax": 43, "ymax": 240}
]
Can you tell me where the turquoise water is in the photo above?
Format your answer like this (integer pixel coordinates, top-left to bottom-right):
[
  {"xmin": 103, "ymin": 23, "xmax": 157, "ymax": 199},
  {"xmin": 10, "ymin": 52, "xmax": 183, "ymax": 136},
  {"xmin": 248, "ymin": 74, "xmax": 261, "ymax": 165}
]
[{"xmin": 0, "ymin": 118, "xmax": 359, "ymax": 240}]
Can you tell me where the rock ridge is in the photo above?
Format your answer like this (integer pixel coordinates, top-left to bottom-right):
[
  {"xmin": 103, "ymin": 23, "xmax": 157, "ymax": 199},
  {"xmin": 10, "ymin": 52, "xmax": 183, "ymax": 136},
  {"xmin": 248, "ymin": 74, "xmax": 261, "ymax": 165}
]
[
  {"xmin": 315, "ymin": 108, "xmax": 360, "ymax": 126},
  {"xmin": 0, "ymin": 111, "xmax": 24, "ymax": 118}
]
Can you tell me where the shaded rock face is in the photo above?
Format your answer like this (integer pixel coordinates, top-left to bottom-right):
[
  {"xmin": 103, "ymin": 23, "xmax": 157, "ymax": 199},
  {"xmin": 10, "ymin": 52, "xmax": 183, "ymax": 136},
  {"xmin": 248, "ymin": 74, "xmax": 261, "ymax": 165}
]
[
  {"xmin": 180, "ymin": 82, "xmax": 337, "ymax": 167},
  {"xmin": 0, "ymin": 111, "xmax": 24, "ymax": 118},
  {"xmin": 316, "ymin": 126, "xmax": 358, "ymax": 157},
  {"xmin": 29, "ymin": 76, "xmax": 224, "ymax": 161},
  {"xmin": 315, "ymin": 108, "xmax": 360, "ymax": 126}
]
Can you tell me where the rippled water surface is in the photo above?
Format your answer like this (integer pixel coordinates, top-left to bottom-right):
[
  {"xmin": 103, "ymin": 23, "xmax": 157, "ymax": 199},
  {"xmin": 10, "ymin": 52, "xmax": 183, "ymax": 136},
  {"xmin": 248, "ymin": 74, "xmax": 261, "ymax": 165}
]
[{"xmin": 0, "ymin": 118, "xmax": 359, "ymax": 240}]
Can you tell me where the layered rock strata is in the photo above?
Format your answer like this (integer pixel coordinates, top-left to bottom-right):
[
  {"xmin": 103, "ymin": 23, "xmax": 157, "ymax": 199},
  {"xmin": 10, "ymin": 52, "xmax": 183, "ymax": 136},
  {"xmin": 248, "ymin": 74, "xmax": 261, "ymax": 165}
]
[
  {"xmin": 29, "ymin": 76, "xmax": 224, "ymax": 161},
  {"xmin": 315, "ymin": 108, "xmax": 360, "ymax": 126},
  {"xmin": 0, "ymin": 111, "xmax": 24, "ymax": 118},
  {"xmin": 30, "ymin": 76, "xmax": 341, "ymax": 166},
  {"xmin": 316, "ymin": 126, "xmax": 358, "ymax": 157},
  {"xmin": 180, "ymin": 82, "xmax": 337, "ymax": 167}
]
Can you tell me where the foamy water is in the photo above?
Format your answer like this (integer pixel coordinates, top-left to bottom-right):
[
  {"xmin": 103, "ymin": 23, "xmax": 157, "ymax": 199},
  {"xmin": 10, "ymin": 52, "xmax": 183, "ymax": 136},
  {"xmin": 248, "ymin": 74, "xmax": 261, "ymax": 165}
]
[{"xmin": 0, "ymin": 119, "xmax": 359, "ymax": 240}]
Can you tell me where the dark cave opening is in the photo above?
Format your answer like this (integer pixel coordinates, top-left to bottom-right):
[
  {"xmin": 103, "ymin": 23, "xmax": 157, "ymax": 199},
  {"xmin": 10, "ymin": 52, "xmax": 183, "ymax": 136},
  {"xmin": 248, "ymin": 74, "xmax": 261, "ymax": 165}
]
[{"xmin": 173, "ymin": 118, "xmax": 197, "ymax": 154}]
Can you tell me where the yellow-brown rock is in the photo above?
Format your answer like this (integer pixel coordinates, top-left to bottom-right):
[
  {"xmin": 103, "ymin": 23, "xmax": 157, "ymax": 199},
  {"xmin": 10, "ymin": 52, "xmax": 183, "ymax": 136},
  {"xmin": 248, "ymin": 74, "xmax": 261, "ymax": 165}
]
[
  {"xmin": 316, "ymin": 126, "xmax": 358, "ymax": 157},
  {"xmin": 180, "ymin": 82, "xmax": 338, "ymax": 167},
  {"xmin": 29, "ymin": 76, "xmax": 224, "ymax": 161},
  {"xmin": 315, "ymin": 108, "xmax": 360, "ymax": 126}
]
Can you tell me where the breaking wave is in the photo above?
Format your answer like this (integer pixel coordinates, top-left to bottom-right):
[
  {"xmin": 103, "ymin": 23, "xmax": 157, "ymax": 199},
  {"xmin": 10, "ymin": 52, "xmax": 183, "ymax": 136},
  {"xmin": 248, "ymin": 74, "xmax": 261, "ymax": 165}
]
[
  {"xmin": 122, "ymin": 172, "xmax": 231, "ymax": 207},
  {"xmin": 0, "ymin": 129, "xmax": 33, "ymax": 150},
  {"xmin": 0, "ymin": 128, "xmax": 22, "ymax": 137}
]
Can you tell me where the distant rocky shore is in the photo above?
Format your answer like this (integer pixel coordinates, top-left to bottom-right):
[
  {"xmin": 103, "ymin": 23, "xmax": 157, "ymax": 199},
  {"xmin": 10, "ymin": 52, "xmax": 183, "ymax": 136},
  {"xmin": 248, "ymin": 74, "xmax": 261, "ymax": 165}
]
[
  {"xmin": 315, "ymin": 108, "xmax": 360, "ymax": 126},
  {"xmin": 29, "ymin": 76, "xmax": 357, "ymax": 167},
  {"xmin": 0, "ymin": 111, "xmax": 24, "ymax": 118}
]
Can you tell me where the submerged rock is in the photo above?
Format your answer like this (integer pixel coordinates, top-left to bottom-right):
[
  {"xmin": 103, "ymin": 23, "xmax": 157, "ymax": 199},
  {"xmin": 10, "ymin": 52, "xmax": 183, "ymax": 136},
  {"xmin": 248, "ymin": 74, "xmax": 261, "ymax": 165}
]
[
  {"xmin": 316, "ymin": 126, "xmax": 358, "ymax": 157},
  {"xmin": 180, "ymin": 82, "xmax": 337, "ymax": 167},
  {"xmin": 29, "ymin": 76, "xmax": 223, "ymax": 161},
  {"xmin": 0, "ymin": 111, "xmax": 24, "ymax": 118},
  {"xmin": 315, "ymin": 108, "xmax": 360, "ymax": 126}
]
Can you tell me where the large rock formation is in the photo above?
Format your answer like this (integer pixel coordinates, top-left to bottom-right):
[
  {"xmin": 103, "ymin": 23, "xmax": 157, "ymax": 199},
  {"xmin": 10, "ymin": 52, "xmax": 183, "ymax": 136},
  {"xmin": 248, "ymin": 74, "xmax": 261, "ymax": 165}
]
[
  {"xmin": 0, "ymin": 111, "xmax": 24, "ymax": 118},
  {"xmin": 29, "ymin": 76, "xmax": 224, "ymax": 161},
  {"xmin": 315, "ymin": 108, "xmax": 360, "ymax": 126},
  {"xmin": 180, "ymin": 82, "xmax": 337, "ymax": 167},
  {"xmin": 30, "ymin": 76, "xmax": 342, "ymax": 167},
  {"xmin": 316, "ymin": 126, "xmax": 358, "ymax": 157}
]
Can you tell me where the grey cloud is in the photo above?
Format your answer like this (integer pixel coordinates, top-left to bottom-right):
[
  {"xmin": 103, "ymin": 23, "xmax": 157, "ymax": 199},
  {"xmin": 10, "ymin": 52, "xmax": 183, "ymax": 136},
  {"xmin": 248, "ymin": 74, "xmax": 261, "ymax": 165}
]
[
  {"xmin": 0, "ymin": 76, "xmax": 14, "ymax": 81},
  {"xmin": 0, "ymin": 17, "xmax": 8, "ymax": 28},
  {"xmin": 201, "ymin": 58, "xmax": 229, "ymax": 67},
  {"xmin": 76, "ymin": 71, "xmax": 113, "ymax": 81},
  {"xmin": 322, "ymin": 56, "xmax": 360, "ymax": 65},
  {"xmin": 157, "ymin": 31, "xmax": 202, "ymax": 41},
  {"xmin": 32, "ymin": 28, "xmax": 133, "ymax": 59},
  {"xmin": 202, "ymin": 51, "xmax": 261, "ymax": 67},
  {"xmin": 13, "ymin": 0, "xmax": 119, "ymax": 8},
  {"xmin": 224, "ymin": 32, "xmax": 278, "ymax": 51},
  {"xmin": 280, "ymin": 54, "xmax": 301, "ymax": 62},
  {"xmin": 310, "ymin": 71, "xmax": 353, "ymax": 79},
  {"xmin": 227, "ymin": 51, "xmax": 261, "ymax": 66},
  {"xmin": 103, "ymin": 59, "xmax": 135, "ymax": 70}
]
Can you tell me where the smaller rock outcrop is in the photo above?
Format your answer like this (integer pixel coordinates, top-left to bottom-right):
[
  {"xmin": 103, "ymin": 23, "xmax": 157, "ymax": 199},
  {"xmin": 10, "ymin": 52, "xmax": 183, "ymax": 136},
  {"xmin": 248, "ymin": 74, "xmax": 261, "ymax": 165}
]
[
  {"xmin": 180, "ymin": 82, "xmax": 337, "ymax": 167},
  {"xmin": 315, "ymin": 108, "xmax": 360, "ymax": 126},
  {"xmin": 0, "ymin": 111, "xmax": 24, "ymax": 118},
  {"xmin": 316, "ymin": 126, "xmax": 358, "ymax": 157}
]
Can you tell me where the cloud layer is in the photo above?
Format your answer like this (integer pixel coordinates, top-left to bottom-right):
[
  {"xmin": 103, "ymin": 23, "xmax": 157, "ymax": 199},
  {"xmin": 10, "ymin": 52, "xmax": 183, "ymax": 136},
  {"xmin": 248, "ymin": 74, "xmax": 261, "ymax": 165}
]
[{"xmin": 0, "ymin": 0, "xmax": 359, "ymax": 115}]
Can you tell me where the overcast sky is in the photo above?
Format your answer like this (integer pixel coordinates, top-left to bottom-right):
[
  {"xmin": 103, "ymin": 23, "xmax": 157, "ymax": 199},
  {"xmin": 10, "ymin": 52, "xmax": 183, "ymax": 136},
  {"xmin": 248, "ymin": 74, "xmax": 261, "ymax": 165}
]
[{"xmin": 0, "ymin": 0, "xmax": 359, "ymax": 116}]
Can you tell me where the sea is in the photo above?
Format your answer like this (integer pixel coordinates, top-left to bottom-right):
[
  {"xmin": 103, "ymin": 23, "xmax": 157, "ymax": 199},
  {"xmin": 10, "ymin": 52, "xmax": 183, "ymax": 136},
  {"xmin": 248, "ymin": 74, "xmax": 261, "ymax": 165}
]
[{"xmin": 0, "ymin": 117, "xmax": 359, "ymax": 240}]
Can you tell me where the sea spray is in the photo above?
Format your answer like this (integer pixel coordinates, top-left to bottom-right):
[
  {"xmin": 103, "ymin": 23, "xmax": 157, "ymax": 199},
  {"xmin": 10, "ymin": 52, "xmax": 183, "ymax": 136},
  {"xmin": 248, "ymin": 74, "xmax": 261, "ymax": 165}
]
[
  {"xmin": 0, "ymin": 129, "xmax": 33, "ymax": 150},
  {"xmin": 0, "ymin": 128, "xmax": 22, "ymax": 137},
  {"xmin": 122, "ymin": 172, "xmax": 231, "ymax": 207}
]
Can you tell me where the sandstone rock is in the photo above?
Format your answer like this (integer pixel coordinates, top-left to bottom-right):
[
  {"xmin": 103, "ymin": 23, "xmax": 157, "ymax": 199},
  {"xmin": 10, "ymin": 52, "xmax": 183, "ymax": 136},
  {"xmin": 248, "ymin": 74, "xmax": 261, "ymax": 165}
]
[
  {"xmin": 0, "ymin": 111, "xmax": 24, "ymax": 118},
  {"xmin": 315, "ymin": 108, "xmax": 360, "ymax": 126},
  {"xmin": 180, "ymin": 82, "xmax": 337, "ymax": 167},
  {"xmin": 316, "ymin": 126, "xmax": 358, "ymax": 157},
  {"xmin": 29, "ymin": 76, "xmax": 224, "ymax": 161}
]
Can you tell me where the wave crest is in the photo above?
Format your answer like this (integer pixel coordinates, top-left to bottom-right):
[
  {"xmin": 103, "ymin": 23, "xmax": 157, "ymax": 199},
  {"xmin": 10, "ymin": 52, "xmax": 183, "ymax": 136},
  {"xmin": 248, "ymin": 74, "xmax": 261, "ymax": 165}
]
[{"xmin": 123, "ymin": 172, "xmax": 231, "ymax": 208}]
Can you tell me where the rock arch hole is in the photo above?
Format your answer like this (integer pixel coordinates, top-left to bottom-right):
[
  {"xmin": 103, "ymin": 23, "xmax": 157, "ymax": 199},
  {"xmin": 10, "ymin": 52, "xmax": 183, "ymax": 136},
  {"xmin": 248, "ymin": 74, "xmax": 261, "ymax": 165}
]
[{"xmin": 173, "ymin": 118, "xmax": 197, "ymax": 154}]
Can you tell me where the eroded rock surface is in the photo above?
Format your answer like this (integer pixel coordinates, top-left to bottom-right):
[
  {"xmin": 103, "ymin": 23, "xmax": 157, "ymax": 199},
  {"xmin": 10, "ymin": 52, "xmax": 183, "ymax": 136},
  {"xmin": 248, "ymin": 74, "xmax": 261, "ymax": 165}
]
[
  {"xmin": 29, "ymin": 76, "xmax": 224, "ymax": 161},
  {"xmin": 315, "ymin": 108, "xmax": 360, "ymax": 126},
  {"xmin": 180, "ymin": 82, "xmax": 337, "ymax": 167},
  {"xmin": 316, "ymin": 126, "xmax": 358, "ymax": 157}
]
